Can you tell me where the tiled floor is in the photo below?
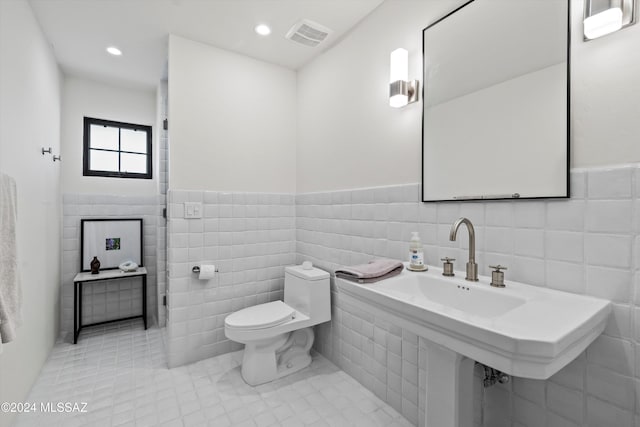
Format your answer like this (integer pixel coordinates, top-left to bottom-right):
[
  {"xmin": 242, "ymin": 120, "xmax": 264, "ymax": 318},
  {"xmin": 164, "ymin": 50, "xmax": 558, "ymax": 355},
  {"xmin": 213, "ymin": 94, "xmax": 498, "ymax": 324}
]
[{"xmin": 15, "ymin": 321, "xmax": 413, "ymax": 427}]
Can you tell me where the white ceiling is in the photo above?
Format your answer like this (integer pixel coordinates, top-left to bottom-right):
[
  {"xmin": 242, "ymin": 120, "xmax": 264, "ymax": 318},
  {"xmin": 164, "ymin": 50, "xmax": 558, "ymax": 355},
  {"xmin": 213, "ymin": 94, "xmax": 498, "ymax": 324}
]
[{"xmin": 28, "ymin": 0, "xmax": 384, "ymax": 90}]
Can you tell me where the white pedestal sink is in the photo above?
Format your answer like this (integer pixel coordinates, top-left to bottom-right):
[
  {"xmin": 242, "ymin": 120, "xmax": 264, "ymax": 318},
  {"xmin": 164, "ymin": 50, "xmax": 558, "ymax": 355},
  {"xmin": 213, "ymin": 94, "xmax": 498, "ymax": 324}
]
[{"xmin": 336, "ymin": 264, "xmax": 611, "ymax": 427}]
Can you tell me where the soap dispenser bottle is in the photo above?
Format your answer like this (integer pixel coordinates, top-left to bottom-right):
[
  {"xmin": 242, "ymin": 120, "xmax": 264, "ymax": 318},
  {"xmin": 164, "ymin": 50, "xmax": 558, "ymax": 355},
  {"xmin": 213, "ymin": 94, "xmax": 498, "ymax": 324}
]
[{"xmin": 409, "ymin": 231, "xmax": 426, "ymax": 271}]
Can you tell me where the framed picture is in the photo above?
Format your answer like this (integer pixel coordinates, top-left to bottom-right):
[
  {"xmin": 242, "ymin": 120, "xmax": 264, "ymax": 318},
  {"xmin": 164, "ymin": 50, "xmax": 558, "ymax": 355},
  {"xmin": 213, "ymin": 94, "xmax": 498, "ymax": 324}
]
[{"xmin": 80, "ymin": 218, "xmax": 143, "ymax": 271}]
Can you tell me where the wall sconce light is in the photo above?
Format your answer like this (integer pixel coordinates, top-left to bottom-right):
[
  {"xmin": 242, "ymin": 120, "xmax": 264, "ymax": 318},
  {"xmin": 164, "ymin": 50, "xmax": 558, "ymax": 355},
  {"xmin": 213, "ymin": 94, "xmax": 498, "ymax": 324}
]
[
  {"xmin": 584, "ymin": 0, "xmax": 636, "ymax": 40},
  {"xmin": 389, "ymin": 48, "xmax": 419, "ymax": 108}
]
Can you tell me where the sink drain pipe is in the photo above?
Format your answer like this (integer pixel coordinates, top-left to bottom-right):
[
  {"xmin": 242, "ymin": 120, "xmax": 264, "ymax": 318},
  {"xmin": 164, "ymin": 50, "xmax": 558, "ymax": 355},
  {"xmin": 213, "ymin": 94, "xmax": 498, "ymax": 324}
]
[
  {"xmin": 477, "ymin": 363, "xmax": 510, "ymax": 425},
  {"xmin": 477, "ymin": 362, "xmax": 510, "ymax": 388}
]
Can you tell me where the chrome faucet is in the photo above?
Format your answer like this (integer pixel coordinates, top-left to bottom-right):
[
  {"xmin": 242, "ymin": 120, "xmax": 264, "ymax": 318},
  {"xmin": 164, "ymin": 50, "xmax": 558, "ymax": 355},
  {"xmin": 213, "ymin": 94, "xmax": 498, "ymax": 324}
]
[{"xmin": 449, "ymin": 217, "xmax": 478, "ymax": 282}]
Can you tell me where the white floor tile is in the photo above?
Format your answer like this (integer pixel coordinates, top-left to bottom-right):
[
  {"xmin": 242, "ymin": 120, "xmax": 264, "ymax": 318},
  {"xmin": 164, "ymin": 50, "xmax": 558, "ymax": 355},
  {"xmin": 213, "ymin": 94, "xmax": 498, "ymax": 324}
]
[{"xmin": 15, "ymin": 321, "xmax": 411, "ymax": 426}]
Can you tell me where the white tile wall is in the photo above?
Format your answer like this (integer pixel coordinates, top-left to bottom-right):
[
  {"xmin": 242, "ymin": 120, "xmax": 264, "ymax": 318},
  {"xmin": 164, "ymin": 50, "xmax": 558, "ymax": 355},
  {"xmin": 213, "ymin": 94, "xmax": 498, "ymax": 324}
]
[
  {"xmin": 314, "ymin": 292, "xmax": 488, "ymax": 426},
  {"xmin": 157, "ymin": 80, "xmax": 168, "ymax": 327},
  {"xmin": 157, "ymin": 164, "xmax": 639, "ymax": 425},
  {"xmin": 165, "ymin": 190, "xmax": 296, "ymax": 368},
  {"xmin": 297, "ymin": 164, "xmax": 640, "ymax": 427},
  {"xmin": 61, "ymin": 194, "xmax": 160, "ymax": 337}
]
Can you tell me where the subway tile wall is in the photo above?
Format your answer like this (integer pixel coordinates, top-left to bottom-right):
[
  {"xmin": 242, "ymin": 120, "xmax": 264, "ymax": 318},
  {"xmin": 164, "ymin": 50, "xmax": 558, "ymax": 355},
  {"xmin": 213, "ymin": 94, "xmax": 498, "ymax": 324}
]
[
  {"xmin": 61, "ymin": 194, "xmax": 160, "ymax": 338},
  {"xmin": 298, "ymin": 164, "xmax": 640, "ymax": 427},
  {"xmin": 165, "ymin": 190, "xmax": 296, "ymax": 368},
  {"xmin": 324, "ymin": 292, "xmax": 485, "ymax": 426}
]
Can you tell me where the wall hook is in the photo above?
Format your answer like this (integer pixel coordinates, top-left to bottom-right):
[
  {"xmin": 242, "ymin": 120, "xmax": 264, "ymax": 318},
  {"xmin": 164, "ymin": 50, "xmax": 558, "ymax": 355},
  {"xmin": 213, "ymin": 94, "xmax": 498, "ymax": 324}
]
[
  {"xmin": 53, "ymin": 155, "xmax": 61, "ymax": 162},
  {"xmin": 41, "ymin": 147, "xmax": 52, "ymax": 155}
]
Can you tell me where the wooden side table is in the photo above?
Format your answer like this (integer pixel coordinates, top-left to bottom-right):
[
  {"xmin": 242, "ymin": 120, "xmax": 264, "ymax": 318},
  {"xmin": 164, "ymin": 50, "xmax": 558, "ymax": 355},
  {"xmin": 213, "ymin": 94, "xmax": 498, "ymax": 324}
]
[{"xmin": 73, "ymin": 267, "xmax": 147, "ymax": 343}]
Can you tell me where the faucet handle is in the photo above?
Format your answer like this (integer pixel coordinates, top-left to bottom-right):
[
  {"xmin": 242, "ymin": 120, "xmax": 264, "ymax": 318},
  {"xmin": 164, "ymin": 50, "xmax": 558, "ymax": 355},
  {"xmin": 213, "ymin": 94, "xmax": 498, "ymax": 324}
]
[
  {"xmin": 489, "ymin": 265, "xmax": 507, "ymax": 288},
  {"xmin": 441, "ymin": 257, "xmax": 455, "ymax": 277}
]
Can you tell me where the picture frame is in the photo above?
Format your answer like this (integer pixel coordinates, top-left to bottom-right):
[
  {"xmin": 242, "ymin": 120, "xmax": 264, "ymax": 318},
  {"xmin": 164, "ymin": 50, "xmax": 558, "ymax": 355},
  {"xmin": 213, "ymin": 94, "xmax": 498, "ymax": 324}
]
[{"xmin": 80, "ymin": 218, "xmax": 143, "ymax": 271}]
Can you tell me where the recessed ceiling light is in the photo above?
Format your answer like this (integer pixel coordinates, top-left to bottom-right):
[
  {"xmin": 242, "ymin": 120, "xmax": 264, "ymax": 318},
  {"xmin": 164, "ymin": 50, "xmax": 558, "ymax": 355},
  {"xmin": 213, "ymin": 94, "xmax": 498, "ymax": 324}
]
[
  {"xmin": 254, "ymin": 24, "xmax": 271, "ymax": 36},
  {"xmin": 106, "ymin": 46, "xmax": 122, "ymax": 56}
]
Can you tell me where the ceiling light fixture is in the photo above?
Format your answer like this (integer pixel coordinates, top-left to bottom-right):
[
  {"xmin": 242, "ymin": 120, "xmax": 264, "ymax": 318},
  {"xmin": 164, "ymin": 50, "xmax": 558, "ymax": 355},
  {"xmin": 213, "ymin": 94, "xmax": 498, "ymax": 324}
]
[
  {"xmin": 106, "ymin": 46, "xmax": 122, "ymax": 56},
  {"xmin": 254, "ymin": 24, "xmax": 271, "ymax": 36}
]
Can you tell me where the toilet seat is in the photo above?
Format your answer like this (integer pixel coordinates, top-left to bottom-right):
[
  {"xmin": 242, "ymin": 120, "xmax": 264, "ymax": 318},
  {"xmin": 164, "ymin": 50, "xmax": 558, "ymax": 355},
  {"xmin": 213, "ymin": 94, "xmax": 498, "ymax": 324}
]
[{"xmin": 225, "ymin": 301, "xmax": 295, "ymax": 330}]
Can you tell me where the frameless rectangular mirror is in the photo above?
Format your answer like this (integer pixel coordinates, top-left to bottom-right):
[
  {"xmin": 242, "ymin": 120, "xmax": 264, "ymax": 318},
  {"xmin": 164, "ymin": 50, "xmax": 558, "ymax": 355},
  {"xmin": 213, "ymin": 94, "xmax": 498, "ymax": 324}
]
[{"xmin": 422, "ymin": 0, "xmax": 569, "ymax": 202}]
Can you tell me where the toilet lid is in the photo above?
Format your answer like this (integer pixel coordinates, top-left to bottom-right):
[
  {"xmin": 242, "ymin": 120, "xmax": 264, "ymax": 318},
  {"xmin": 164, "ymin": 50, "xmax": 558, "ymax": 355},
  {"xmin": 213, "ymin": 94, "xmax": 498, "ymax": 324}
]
[{"xmin": 225, "ymin": 301, "xmax": 296, "ymax": 330}]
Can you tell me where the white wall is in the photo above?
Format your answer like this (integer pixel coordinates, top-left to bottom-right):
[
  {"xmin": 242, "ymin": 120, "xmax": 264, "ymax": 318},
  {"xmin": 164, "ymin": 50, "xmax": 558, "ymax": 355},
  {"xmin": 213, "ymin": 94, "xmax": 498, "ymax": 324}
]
[
  {"xmin": 0, "ymin": 1, "xmax": 62, "ymax": 427},
  {"xmin": 61, "ymin": 76, "xmax": 157, "ymax": 195},
  {"xmin": 297, "ymin": 0, "xmax": 640, "ymax": 193},
  {"xmin": 168, "ymin": 35, "xmax": 297, "ymax": 193},
  {"xmin": 571, "ymin": 0, "xmax": 640, "ymax": 167},
  {"xmin": 297, "ymin": 0, "xmax": 463, "ymax": 193}
]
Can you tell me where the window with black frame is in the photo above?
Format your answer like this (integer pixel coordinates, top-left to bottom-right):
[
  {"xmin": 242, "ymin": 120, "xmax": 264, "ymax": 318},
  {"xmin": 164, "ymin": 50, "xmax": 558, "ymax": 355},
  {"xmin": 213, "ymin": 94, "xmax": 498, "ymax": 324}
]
[{"xmin": 83, "ymin": 117, "xmax": 152, "ymax": 179}]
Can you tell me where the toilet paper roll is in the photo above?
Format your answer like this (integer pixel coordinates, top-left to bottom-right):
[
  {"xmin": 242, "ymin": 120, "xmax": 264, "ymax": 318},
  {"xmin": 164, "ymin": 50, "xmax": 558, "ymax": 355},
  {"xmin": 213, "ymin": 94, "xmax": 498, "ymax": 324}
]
[{"xmin": 198, "ymin": 264, "xmax": 217, "ymax": 280}]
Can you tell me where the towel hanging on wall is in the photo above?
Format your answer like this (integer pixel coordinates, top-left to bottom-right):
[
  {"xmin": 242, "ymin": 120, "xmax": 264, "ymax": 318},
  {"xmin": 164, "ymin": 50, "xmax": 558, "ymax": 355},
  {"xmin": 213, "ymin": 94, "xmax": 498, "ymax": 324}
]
[{"xmin": 0, "ymin": 172, "xmax": 22, "ymax": 345}]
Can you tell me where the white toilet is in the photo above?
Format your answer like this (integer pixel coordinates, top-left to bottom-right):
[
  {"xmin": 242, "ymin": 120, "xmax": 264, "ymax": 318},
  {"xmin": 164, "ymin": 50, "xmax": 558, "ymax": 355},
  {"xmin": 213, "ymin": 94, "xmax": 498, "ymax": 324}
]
[{"xmin": 224, "ymin": 263, "xmax": 330, "ymax": 386}]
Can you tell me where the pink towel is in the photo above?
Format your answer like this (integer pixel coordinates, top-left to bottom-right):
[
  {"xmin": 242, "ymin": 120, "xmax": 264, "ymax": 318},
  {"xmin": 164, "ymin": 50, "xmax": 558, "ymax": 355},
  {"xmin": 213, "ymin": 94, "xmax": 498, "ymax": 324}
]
[{"xmin": 335, "ymin": 259, "xmax": 404, "ymax": 284}]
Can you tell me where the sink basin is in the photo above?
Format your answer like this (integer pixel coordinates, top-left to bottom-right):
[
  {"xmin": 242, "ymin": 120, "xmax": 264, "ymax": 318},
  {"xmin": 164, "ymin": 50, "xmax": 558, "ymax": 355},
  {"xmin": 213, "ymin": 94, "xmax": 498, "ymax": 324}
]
[
  {"xmin": 337, "ymin": 264, "xmax": 610, "ymax": 379},
  {"xmin": 375, "ymin": 273, "xmax": 527, "ymax": 318},
  {"xmin": 336, "ymin": 264, "xmax": 611, "ymax": 427}
]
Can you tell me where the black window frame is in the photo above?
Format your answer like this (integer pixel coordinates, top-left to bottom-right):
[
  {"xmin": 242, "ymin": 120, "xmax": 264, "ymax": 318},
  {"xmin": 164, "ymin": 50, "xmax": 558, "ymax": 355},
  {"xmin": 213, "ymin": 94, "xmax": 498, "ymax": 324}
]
[{"xmin": 83, "ymin": 117, "xmax": 153, "ymax": 179}]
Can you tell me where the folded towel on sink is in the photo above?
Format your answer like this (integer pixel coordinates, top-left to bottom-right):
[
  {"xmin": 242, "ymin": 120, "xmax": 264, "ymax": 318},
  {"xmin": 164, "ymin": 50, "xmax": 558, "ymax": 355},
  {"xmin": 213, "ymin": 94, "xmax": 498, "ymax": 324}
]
[{"xmin": 335, "ymin": 258, "xmax": 404, "ymax": 284}]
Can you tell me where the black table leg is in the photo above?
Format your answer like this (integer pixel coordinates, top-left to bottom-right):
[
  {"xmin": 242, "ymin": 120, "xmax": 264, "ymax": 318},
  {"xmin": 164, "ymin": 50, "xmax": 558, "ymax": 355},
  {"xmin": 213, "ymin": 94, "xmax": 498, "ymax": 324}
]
[
  {"xmin": 78, "ymin": 282, "xmax": 83, "ymax": 341},
  {"xmin": 142, "ymin": 275, "xmax": 147, "ymax": 329},
  {"xmin": 72, "ymin": 272, "xmax": 148, "ymax": 342},
  {"xmin": 73, "ymin": 281, "xmax": 78, "ymax": 344}
]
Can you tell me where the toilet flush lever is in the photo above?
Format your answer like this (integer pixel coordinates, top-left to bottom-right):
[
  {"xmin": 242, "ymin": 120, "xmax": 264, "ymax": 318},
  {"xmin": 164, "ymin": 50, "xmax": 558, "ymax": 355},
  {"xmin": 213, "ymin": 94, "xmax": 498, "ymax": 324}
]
[{"xmin": 489, "ymin": 265, "xmax": 507, "ymax": 288}]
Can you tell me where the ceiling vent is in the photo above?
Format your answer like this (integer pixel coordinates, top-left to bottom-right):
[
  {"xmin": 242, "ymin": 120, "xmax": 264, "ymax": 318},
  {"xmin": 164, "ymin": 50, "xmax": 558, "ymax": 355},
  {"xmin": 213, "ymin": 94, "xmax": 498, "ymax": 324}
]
[{"xmin": 285, "ymin": 19, "xmax": 333, "ymax": 47}]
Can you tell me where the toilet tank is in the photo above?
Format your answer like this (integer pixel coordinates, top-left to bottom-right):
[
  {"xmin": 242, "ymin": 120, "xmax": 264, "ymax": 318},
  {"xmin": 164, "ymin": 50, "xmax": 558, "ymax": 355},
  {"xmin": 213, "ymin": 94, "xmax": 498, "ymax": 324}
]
[{"xmin": 284, "ymin": 265, "xmax": 330, "ymax": 324}]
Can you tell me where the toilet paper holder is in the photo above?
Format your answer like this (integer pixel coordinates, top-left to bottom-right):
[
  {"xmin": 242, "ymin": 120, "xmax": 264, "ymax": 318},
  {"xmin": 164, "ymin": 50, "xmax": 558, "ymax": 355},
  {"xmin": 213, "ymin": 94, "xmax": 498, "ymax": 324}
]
[{"xmin": 192, "ymin": 265, "xmax": 218, "ymax": 274}]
